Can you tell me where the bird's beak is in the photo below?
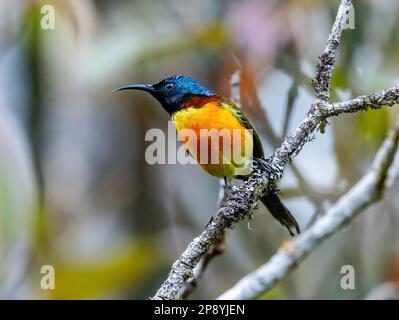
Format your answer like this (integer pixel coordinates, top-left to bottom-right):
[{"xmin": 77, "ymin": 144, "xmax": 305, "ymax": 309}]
[{"xmin": 113, "ymin": 84, "xmax": 155, "ymax": 93}]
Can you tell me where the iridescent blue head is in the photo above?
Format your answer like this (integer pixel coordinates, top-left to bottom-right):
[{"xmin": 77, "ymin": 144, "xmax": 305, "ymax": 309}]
[{"xmin": 115, "ymin": 75, "xmax": 215, "ymax": 114}]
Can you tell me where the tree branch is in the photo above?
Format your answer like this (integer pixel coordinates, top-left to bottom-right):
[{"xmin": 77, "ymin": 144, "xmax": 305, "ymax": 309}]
[
  {"xmin": 152, "ymin": 0, "xmax": 399, "ymax": 300},
  {"xmin": 180, "ymin": 230, "xmax": 227, "ymax": 299},
  {"xmin": 269, "ymin": 86, "xmax": 399, "ymax": 170},
  {"xmin": 312, "ymin": 0, "xmax": 353, "ymax": 101},
  {"xmin": 217, "ymin": 119, "xmax": 399, "ymax": 299},
  {"xmin": 325, "ymin": 87, "xmax": 399, "ymax": 116}
]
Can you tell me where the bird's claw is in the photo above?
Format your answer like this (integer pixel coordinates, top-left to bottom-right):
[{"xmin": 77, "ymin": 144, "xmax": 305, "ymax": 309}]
[{"xmin": 253, "ymin": 158, "xmax": 282, "ymax": 180}]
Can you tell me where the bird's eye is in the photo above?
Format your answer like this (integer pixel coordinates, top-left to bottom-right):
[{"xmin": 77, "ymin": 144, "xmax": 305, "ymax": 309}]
[{"xmin": 165, "ymin": 83, "xmax": 174, "ymax": 90}]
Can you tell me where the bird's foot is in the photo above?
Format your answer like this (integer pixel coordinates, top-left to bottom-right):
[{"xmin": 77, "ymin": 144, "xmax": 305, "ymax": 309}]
[
  {"xmin": 223, "ymin": 177, "xmax": 232, "ymax": 188},
  {"xmin": 254, "ymin": 157, "xmax": 282, "ymax": 180}
]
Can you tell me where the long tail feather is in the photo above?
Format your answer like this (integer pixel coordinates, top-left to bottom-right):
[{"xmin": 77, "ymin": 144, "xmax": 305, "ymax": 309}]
[{"xmin": 260, "ymin": 192, "xmax": 300, "ymax": 236}]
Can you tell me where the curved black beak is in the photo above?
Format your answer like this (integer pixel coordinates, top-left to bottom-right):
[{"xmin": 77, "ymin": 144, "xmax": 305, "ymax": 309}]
[{"xmin": 113, "ymin": 84, "xmax": 155, "ymax": 92}]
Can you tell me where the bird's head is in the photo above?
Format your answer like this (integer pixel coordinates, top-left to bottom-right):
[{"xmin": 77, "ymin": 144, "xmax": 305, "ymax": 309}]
[{"xmin": 115, "ymin": 75, "xmax": 215, "ymax": 114}]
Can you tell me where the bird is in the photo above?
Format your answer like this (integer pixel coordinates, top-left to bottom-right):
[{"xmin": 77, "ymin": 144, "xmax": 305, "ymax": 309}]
[{"xmin": 115, "ymin": 75, "xmax": 300, "ymax": 235}]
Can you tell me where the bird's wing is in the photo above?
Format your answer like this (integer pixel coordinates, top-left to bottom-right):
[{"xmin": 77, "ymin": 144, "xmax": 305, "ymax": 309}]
[{"xmin": 219, "ymin": 98, "xmax": 264, "ymax": 158}]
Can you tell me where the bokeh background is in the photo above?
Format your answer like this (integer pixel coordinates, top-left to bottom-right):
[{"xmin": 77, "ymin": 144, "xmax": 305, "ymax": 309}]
[{"xmin": 1, "ymin": 0, "xmax": 399, "ymax": 299}]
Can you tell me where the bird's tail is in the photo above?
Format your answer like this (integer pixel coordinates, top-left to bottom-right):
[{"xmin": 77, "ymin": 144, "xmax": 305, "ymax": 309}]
[{"xmin": 260, "ymin": 192, "xmax": 300, "ymax": 236}]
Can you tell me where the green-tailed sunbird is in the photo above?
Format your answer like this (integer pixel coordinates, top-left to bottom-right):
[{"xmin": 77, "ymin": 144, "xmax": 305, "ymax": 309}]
[{"xmin": 116, "ymin": 75, "xmax": 300, "ymax": 235}]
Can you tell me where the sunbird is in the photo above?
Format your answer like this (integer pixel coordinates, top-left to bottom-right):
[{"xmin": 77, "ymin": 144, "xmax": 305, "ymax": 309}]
[{"xmin": 116, "ymin": 75, "xmax": 300, "ymax": 235}]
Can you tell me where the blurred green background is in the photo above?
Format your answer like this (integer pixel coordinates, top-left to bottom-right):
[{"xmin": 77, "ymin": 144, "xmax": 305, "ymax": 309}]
[{"xmin": 0, "ymin": 0, "xmax": 399, "ymax": 299}]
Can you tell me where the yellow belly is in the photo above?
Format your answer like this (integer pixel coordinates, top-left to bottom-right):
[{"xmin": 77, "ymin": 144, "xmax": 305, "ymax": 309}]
[{"xmin": 172, "ymin": 102, "xmax": 254, "ymax": 178}]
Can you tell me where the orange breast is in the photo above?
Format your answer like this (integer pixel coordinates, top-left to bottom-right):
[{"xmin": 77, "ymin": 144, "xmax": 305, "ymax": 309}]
[{"xmin": 172, "ymin": 101, "xmax": 254, "ymax": 177}]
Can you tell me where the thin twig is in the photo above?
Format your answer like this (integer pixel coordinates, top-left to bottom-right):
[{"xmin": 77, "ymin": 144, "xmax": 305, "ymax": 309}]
[
  {"xmin": 151, "ymin": 0, "xmax": 399, "ymax": 300},
  {"xmin": 312, "ymin": 0, "xmax": 353, "ymax": 101},
  {"xmin": 282, "ymin": 78, "xmax": 299, "ymax": 137},
  {"xmin": 230, "ymin": 69, "xmax": 242, "ymax": 107}
]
